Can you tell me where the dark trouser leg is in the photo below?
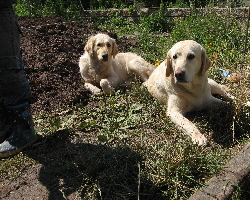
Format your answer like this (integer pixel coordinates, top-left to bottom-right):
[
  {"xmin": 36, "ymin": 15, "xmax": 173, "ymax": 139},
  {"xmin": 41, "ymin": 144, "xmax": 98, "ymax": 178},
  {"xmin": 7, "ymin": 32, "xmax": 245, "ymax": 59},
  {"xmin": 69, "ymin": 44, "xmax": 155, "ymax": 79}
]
[
  {"xmin": 0, "ymin": 8, "xmax": 36, "ymax": 158},
  {"xmin": 0, "ymin": 69, "xmax": 32, "ymax": 106},
  {"xmin": 0, "ymin": 70, "xmax": 36, "ymax": 158}
]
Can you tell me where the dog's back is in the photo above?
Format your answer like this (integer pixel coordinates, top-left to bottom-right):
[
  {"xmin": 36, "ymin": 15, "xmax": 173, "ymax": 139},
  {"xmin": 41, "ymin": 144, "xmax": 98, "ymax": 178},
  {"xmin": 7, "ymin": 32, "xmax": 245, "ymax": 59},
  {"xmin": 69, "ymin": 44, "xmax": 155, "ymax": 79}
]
[{"xmin": 115, "ymin": 52, "xmax": 155, "ymax": 82}]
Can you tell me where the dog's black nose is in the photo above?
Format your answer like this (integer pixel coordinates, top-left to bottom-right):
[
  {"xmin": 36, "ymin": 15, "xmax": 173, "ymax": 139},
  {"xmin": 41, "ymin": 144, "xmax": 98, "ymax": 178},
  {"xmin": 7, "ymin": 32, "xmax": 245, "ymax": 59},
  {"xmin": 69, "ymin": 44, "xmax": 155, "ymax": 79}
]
[
  {"xmin": 175, "ymin": 70, "xmax": 186, "ymax": 82},
  {"xmin": 102, "ymin": 54, "xmax": 108, "ymax": 61}
]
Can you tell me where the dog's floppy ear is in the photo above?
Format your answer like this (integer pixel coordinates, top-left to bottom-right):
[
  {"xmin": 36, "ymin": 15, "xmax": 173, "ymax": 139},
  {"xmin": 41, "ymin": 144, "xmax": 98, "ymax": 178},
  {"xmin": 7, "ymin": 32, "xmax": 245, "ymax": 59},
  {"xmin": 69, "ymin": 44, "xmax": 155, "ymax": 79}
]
[
  {"xmin": 200, "ymin": 48, "xmax": 211, "ymax": 75},
  {"xmin": 112, "ymin": 40, "xmax": 119, "ymax": 58},
  {"xmin": 165, "ymin": 51, "xmax": 173, "ymax": 77},
  {"xmin": 84, "ymin": 36, "xmax": 95, "ymax": 57}
]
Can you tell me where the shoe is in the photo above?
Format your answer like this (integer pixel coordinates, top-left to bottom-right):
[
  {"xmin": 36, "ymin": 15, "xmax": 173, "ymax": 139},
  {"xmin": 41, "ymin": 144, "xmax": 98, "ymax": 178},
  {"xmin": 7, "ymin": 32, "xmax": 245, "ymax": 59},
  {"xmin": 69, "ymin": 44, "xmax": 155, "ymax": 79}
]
[{"xmin": 0, "ymin": 102, "xmax": 37, "ymax": 158}]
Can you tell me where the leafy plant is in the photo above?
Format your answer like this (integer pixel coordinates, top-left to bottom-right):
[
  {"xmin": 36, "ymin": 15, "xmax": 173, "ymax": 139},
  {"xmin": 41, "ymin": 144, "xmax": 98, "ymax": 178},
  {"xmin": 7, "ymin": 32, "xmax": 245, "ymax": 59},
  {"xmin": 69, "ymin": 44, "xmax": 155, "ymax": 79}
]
[
  {"xmin": 140, "ymin": 3, "xmax": 174, "ymax": 33},
  {"xmin": 171, "ymin": 9, "xmax": 245, "ymax": 65},
  {"xmin": 15, "ymin": 0, "xmax": 82, "ymax": 19}
]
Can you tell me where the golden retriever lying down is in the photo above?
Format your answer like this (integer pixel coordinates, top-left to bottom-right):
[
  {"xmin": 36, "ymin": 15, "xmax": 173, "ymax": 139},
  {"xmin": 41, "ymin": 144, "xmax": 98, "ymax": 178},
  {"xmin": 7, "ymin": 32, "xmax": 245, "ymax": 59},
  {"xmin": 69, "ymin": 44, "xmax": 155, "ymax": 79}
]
[
  {"xmin": 79, "ymin": 33, "xmax": 155, "ymax": 95},
  {"xmin": 144, "ymin": 40, "xmax": 234, "ymax": 146}
]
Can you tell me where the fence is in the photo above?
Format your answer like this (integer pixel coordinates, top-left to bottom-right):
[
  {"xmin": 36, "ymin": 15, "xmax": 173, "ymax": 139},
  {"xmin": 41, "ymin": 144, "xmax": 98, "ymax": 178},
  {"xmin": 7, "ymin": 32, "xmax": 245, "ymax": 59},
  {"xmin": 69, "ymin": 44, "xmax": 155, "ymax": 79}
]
[{"xmin": 81, "ymin": 7, "xmax": 250, "ymax": 21}]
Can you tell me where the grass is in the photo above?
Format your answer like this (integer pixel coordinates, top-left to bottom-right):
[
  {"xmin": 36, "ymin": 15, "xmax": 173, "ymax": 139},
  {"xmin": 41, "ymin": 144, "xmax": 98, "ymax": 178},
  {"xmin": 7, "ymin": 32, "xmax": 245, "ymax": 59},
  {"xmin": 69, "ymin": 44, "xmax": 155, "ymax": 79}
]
[
  {"xmin": 231, "ymin": 174, "xmax": 250, "ymax": 199},
  {"xmin": 1, "ymin": 5, "xmax": 250, "ymax": 199}
]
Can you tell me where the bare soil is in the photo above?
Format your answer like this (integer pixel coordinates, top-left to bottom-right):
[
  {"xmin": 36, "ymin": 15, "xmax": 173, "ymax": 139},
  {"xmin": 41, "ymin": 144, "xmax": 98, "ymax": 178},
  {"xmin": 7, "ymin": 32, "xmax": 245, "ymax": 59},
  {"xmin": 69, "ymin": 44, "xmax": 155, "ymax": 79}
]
[{"xmin": 20, "ymin": 16, "xmax": 135, "ymax": 114}]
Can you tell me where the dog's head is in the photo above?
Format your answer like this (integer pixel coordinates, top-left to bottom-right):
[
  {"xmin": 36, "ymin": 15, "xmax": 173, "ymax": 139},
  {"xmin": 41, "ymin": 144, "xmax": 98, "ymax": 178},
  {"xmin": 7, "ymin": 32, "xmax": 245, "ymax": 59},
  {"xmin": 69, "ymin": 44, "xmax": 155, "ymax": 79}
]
[
  {"xmin": 165, "ymin": 40, "xmax": 211, "ymax": 83},
  {"xmin": 84, "ymin": 33, "xmax": 119, "ymax": 63}
]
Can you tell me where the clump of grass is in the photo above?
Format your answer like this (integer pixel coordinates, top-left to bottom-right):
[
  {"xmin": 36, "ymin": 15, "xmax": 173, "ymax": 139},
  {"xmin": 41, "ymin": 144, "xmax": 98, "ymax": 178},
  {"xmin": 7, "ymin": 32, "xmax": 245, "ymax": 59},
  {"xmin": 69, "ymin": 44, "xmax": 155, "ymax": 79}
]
[
  {"xmin": 231, "ymin": 174, "xmax": 250, "ymax": 200},
  {"xmin": 171, "ymin": 8, "xmax": 246, "ymax": 66},
  {"xmin": 0, "ymin": 153, "xmax": 37, "ymax": 181},
  {"xmin": 139, "ymin": 3, "xmax": 174, "ymax": 33}
]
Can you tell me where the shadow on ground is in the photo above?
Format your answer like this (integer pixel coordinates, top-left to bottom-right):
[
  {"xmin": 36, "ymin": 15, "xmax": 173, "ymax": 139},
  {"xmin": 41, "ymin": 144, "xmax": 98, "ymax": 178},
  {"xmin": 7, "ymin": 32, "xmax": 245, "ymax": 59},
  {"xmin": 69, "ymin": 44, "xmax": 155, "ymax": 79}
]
[
  {"xmin": 186, "ymin": 101, "xmax": 249, "ymax": 147},
  {"xmin": 18, "ymin": 131, "xmax": 164, "ymax": 200}
]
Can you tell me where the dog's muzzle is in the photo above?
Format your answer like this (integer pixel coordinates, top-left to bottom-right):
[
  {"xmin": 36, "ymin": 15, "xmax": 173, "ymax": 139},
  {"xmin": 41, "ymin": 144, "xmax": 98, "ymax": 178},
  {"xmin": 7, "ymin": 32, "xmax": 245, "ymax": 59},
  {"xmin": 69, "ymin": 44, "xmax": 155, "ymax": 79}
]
[
  {"xmin": 102, "ymin": 54, "xmax": 108, "ymax": 62},
  {"xmin": 175, "ymin": 70, "xmax": 187, "ymax": 83}
]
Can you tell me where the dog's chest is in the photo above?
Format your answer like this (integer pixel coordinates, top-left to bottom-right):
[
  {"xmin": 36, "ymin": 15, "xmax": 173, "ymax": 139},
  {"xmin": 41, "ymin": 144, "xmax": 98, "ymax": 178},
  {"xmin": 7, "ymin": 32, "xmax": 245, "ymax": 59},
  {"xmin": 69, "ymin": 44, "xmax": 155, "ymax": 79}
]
[
  {"xmin": 176, "ymin": 86, "xmax": 210, "ymax": 111},
  {"xmin": 88, "ymin": 64, "xmax": 110, "ymax": 82}
]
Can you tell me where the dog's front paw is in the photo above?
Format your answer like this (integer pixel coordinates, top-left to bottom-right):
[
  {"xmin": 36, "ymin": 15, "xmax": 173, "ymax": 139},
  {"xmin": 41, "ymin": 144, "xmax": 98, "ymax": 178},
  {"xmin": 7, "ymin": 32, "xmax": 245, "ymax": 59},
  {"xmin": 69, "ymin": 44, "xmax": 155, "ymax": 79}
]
[
  {"xmin": 192, "ymin": 134, "xmax": 207, "ymax": 146},
  {"xmin": 84, "ymin": 83, "xmax": 102, "ymax": 95},
  {"xmin": 100, "ymin": 79, "xmax": 115, "ymax": 93},
  {"xmin": 92, "ymin": 89, "xmax": 103, "ymax": 96}
]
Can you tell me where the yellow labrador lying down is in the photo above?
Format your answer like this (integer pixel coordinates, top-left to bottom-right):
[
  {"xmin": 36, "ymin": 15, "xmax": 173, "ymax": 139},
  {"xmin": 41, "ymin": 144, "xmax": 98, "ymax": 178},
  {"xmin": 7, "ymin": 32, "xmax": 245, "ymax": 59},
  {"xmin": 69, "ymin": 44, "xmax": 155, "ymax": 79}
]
[
  {"xmin": 144, "ymin": 40, "xmax": 234, "ymax": 146},
  {"xmin": 79, "ymin": 33, "xmax": 155, "ymax": 95}
]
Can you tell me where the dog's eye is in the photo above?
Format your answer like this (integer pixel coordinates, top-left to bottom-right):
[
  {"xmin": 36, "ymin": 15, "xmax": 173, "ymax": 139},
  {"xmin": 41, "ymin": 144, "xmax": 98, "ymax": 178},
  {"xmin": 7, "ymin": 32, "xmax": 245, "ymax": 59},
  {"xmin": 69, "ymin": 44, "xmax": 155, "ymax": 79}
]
[
  {"xmin": 187, "ymin": 54, "xmax": 195, "ymax": 59},
  {"xmin": 173, "ymin": 54, "xmax": 177, "ymax": 59},
  {"xmin": 107, "ymin": 43, "xmax": 111, "ymax": 47},
  {"xmin": 97, "ymin": 43, "xmax": 101, "ymax": 47}
]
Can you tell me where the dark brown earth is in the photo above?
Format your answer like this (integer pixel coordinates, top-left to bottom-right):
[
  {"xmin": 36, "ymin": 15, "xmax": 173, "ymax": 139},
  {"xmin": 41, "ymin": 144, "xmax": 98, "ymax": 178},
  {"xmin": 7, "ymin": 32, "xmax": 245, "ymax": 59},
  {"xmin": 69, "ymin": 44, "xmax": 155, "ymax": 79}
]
[
  {"xmin": 0, "ymin": 17, "xmax": 161, "ymax": 200},
  {"xmin": 19, "ymin": 16, "xmax": 136, "ymax": 115}
]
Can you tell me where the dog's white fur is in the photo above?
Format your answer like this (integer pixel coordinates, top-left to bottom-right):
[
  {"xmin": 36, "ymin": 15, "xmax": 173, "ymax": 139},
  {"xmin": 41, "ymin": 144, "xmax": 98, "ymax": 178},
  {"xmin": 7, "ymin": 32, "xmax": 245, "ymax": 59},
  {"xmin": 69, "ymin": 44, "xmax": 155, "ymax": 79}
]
[
  {"xmin": 144, "ymin": 40, "xmax": 234, "ymax": 146},
  {"xmin": 79, "ymin": 33, "xmax": 155, "ymax": 95}
]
